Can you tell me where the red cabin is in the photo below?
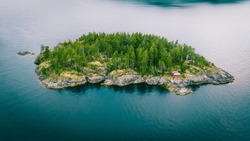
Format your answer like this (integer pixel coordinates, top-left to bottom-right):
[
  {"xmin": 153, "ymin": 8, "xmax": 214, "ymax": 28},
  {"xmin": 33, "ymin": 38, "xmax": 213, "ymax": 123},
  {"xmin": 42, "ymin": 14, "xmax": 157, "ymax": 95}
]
[{"xmin": 172, "ymin": 71, "xmax": 182, "ymax": 79}]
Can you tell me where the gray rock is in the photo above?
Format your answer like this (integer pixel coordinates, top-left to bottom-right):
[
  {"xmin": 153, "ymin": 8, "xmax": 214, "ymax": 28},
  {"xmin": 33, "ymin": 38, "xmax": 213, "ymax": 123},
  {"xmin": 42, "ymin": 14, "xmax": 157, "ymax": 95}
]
[
  {"xmin": 145, "ymin": 76, "xmax": 160, "ymax": 85},
  {"xmin": 87, "ymin": 76, "xmax": 104, "ymax": 83},
  {"xmin": 116, "ymin": 75, "xmax": 140, "ymax": 86},
  {"xmin": 40, "ymin": 77, "xmax": 87, "ymax": 89},
  {"xmin": 175, "ymin": 87, "xmax": 192, "ymax": 96},
  {"xmin": 103, "ymin": 79, "xmax": 115, "ymax": 86},
  {"xmin": 104, "ymin": 74, "xmax": 141, "ymax": 86},
  {"xmin": 37, "ymin": 67, "xmax": 234, "ymax": 96},
  {"xmin": 158, "ymin": 77, "xmax": 171, "ymax": 85},
  {"xmin": 133, "ymin": 77, "xmax": 145, "ymax": 84}
]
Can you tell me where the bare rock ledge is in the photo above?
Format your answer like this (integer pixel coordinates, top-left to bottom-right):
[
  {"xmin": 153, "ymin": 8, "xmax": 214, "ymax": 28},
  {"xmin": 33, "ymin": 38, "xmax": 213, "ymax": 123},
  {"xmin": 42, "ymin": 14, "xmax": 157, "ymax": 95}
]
[{"xmin": 37, "ymin": 68, "xmax": 234, "ymax": 96}]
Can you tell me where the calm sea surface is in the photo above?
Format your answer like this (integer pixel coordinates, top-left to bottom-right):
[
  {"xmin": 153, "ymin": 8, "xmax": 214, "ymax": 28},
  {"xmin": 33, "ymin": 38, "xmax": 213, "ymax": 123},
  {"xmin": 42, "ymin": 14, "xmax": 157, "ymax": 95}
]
[{"xmin": 1, "ymin": 0, "xmax": 250, "ymax": 140}]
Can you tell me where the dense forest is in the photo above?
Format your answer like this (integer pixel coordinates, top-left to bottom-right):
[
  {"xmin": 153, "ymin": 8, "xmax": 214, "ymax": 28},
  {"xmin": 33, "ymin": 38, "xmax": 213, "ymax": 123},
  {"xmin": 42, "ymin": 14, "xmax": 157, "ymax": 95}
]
[{"xmin": 35, "ymin": 32, "xmax": 210, "ymax": 76}]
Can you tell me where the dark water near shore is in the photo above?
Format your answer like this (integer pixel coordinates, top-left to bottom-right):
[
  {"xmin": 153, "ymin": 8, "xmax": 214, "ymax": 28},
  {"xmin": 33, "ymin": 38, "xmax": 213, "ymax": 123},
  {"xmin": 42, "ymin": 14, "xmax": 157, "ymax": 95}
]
[{"xmin": 1, "ymin": 0, "xmax": 250, "ymax": 140}]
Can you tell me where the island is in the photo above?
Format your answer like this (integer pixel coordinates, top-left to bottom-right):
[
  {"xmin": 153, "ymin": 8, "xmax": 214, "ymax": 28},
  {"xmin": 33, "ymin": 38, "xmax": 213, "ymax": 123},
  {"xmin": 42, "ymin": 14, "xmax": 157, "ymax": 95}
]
[
  {"xmin": 17, "ymin": 51, "xmax": 35, "ymax": 56},
  {"xmin": 34, "ymin": 32, "xmax": 234, "ymax": 95}
]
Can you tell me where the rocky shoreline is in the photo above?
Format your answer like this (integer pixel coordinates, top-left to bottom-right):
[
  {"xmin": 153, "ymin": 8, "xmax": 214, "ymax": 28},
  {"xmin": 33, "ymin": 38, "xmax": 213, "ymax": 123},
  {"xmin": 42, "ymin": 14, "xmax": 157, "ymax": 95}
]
[{"xmin": 37, "ymin": 67, "xmax": 234, "ymax": 96}]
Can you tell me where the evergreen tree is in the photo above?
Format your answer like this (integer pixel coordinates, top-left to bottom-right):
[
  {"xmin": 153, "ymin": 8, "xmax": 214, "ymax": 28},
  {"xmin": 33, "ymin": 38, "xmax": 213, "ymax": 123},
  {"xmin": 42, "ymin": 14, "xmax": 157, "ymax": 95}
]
[{"xmin": 35, "ymin": 32, "xmax": 211, "ymax": 76}]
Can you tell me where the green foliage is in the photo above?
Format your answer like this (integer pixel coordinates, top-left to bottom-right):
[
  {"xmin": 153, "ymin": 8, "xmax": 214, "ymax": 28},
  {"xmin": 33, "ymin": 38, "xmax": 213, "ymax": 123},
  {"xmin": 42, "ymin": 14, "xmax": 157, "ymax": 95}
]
[{"xmin": 35, "ymin": 32, "xmax": 210, "ymax": 76}]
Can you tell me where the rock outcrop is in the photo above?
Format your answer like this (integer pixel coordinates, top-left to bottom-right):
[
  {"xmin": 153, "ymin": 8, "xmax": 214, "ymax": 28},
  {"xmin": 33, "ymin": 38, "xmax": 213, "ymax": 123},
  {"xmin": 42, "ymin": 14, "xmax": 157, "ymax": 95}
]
[
  {"xmin": 87, "ymin": 76, "xmax": 104, "ymax": 83},
  {"xmin": 37, "ymin": 67, "xmax": 234, "ymax": 95},
  {"xmin": 102, "ymin": 67, "xmax": 234, "ymax": 95},
  {"xmin": 39, "ymin": 77, "xmax": 87, "ymax": 89},
  {"xmin": 103, "ymin": 69, "xmax": 142, "ymax": 86}
]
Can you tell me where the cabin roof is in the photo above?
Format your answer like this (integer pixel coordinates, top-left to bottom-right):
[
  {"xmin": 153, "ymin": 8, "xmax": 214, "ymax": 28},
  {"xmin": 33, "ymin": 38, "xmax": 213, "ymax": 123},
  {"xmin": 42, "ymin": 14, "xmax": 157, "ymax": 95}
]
[{"xmin": 172, "ymin": 71, "xmax": 181, "ymax": 76}]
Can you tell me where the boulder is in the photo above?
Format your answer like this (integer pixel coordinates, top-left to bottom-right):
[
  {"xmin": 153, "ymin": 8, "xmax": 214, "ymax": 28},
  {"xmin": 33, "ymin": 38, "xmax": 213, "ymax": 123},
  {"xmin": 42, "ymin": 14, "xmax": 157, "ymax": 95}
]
[
  {"xmin": 145, "ymin": 76, "xmax": 160, "ymax": 85},
  {"xmin": 158, "ymin": 77, "xmax": 171, "ymax": 85},
  {"xmin": 87, "ymin": 76, "xmax": 104, "ymax": 83}
]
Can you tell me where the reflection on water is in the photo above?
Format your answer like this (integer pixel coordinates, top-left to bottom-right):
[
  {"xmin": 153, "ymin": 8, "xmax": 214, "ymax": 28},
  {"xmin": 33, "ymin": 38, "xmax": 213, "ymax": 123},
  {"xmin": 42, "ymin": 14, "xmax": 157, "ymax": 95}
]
[
  {"xmin": 109, "ymin": 83, "xmax": 168, "ymax": 94},
  {"xmin": 65, "ymin": 83, "xmax": 103, "ymax": 94},
  {"xmin": 187, "ymin": 84, "xmax": 206, "ymax": 92},
  {"xmin": 116, "ymin": 0, "xmax": 246, "ymax": 7},
  {"xmin": 66, "ymin": 83, "xmax": 168, "ymax": 95}
]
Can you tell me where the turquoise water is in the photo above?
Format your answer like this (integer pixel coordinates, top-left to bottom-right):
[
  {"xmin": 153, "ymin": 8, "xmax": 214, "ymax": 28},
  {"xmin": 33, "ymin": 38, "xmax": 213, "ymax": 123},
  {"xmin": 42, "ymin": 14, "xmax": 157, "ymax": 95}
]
[{"xmin": 1, "ymin": 0, "xmax": 250, "ymax": 140}]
